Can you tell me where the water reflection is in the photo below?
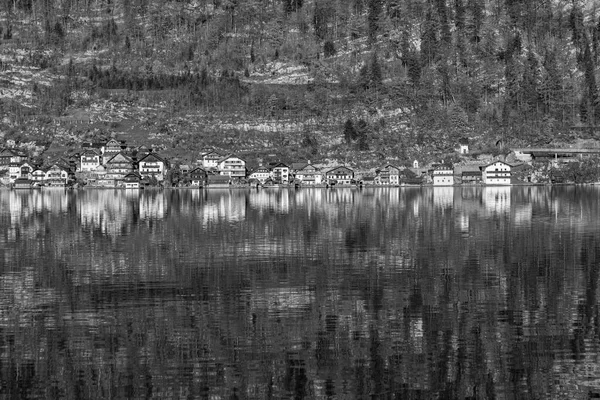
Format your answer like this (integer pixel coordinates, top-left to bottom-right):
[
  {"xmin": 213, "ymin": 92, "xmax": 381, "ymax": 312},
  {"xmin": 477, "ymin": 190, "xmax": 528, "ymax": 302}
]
[{"xmin": 1, "ymin": 187, "xmax": 600, "ymax": 398}]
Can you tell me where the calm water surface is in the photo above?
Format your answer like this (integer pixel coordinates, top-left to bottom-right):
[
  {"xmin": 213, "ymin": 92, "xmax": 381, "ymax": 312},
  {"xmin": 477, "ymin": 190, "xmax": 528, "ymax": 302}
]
[{"xmin": 1, "ymin": 186, "xmax": 600, "ymax": 399}]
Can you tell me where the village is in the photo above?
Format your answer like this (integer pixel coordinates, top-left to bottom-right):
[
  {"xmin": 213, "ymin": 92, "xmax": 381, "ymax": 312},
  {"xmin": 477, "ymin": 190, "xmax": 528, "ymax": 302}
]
[{"xmin": 0, "ymin": 137, "xmax": 598, "ymax": 189}]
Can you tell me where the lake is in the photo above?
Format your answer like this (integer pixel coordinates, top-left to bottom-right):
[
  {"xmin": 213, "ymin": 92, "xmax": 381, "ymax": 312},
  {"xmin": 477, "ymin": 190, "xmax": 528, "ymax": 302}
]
[{"xmin": 1, "ymin": 186, "xmax": 600, "ymax": 399}]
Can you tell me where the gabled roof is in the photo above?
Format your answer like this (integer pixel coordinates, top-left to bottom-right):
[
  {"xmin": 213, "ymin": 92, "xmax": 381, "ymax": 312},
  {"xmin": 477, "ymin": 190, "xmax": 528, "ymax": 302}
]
[
  {"xmin": 480, "ymin": 160, "xmax": 512, "ymax": 170},
  {"xmin": 0, "ymin": 148, "xmax": 24, "ymax": 157},
  {"xmin": 431, "ymin": 164, "xmax": 453, "ymax": 170},
  {"xmin": 291, "ymin": 162, "xmax": 309, "ymax": 171},
  {"xmin": 81, "ymin": 148, "xmax": 101, "ymax": 156},
  {"xmin": 327, "ymin": 166, "xmax": 354, "ymax": 174},
  {"xmin": 138, "ymin": 152, "xmax": 165, "ymax": 163},
  {"xmin": 202, "ymin": 150, "xmax": 223, "ymax": 158},
  {"xmin": 378, "ymin": 164, "xmax": 400, "ymax": 172},
  {"xmin": 269, "ymin": 162, "xmax": 290, "ymax": 169},
  {"xmin": 250, "ymin": 165, "xmax": 270, "ymax": 174},
  {"xmin": 105, "ymin": 152, "xmax": 133, "ymax": 164},
  {"xmin": 218, "ymin": 155, "xmax": 245, "ymax": 163},
  {"xmin": 190, "ymin": 166, "xmax": 207, "ymax": 174},
  {"xmin": 296, "ymin": 163, "xmax": 319, "ymax": 172}
]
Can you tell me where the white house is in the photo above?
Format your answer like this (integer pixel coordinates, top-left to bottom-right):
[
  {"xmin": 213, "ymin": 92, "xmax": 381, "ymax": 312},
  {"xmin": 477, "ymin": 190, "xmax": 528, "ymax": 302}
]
[
  {"xmin": 249, "ymin": 165, "xmax": 270, "ymax": 183},
  {"xmin": 432, "ymin": 164, "xmax": 454, "ymax": 186},
  {"xmin": 269, "ymin": 162, "xmax": 290, "ymax": 184},
  {"xmin": 201, "ymin": 150, "xmax": 223, "ymax": 170},
  {"xmin": 218, "ymin": 156, "xmax": 246, "ymax": 178},
  {"xmin": 45, "ymin": 165, "xmax": 69, "ymax": 186},
  {"xmin": 138, "ymin": 153, "xmax": 167, "ymax": 181},
  {"xmin": 480, "ymin": 161, "xmax": 512, "ymax": 185},
  {"xmin": 80, "ymin": 149, "xmax": 102, "ymax": 172},
  {"xmin": 294, "ymin": 163, "xmax": 322, "ymax": 185}
]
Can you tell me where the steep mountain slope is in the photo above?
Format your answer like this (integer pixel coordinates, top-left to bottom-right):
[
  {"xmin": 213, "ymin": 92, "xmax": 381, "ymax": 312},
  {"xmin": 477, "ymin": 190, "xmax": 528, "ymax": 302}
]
[{"xmin": 0, "ymin": 0, "xmax": 599, "ymax": 167}]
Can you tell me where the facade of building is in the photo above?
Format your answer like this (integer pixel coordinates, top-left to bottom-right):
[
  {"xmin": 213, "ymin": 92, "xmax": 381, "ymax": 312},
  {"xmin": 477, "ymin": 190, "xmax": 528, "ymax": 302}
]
[
  {"xmin": 45, "ymin": 165, "xmax": 69, "ymax": 186},
  {"xmin": 0, "ymin": 149, "xmax": 24, "ymax": 170},
  {"xmin": 375, "ymin": 164, "xmax": 401, "ymax": 185},
  {"xmin": 201, "ymin": 150, "xmax": 223, "ymax": 170},
  {"xmin": 189, "ymin": 167, "xmax": 208, "ymax": 186},
  {"xmin": 138, "ymin": 153, "xmax": 167, "ymax": 181},
  {"xmin": 481, "ymin": 161, "xmax": 512, "ymax": 185},
  {"xmin": 269, "ymin": 162, "xmax": 290, "ymax": 184},
  {"xmin": 326, "ymin": 166, "xmax": 354, "ymax": 185},
  {"xmin": 295, "ymin": 164, "xmax": 322, "ymax": 185},
  {"xmin": 432, "ymin": 164, "xmax": 454, "ymax": 186},
  {"xmin": 218, "ymin": 156, "xmax": 246, "ymax": 178},
  {"xmin": 80, "ymin": 149, "xmax": 102, "ymax": 172},
  {"xmin": 105, "ymin": 153, "xmax": 134, "ymax": 184},
  {"xmin": 249, "ymin": 165, "xmax": 271, "ymax": 184}
]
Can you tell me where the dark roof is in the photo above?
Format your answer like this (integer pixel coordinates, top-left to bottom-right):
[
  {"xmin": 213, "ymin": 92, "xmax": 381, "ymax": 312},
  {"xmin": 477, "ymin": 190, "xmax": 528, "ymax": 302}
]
[{"xmin": 138, "ymin": 153, "xmax": 165, "ymax": 163}]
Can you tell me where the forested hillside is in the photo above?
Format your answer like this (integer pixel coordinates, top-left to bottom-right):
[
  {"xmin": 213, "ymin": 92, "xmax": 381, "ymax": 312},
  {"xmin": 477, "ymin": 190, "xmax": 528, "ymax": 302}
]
[{"xmin": 1, "ymin": 0, "xmax": 599, "ymax": 165}]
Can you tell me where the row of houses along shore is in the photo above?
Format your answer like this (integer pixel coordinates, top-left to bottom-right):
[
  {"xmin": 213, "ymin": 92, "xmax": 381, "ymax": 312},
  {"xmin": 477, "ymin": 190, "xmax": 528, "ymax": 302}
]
[{"xmin": 0, "ymin": 138, "xmax": 557, "ymax": 189}]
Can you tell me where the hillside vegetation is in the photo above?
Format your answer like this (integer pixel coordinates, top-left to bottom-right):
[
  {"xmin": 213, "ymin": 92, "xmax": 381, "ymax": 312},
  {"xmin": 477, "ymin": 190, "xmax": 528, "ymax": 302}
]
[{"xmin": 1, "ymin": 0, "xmax": 600, "ymax": 166}]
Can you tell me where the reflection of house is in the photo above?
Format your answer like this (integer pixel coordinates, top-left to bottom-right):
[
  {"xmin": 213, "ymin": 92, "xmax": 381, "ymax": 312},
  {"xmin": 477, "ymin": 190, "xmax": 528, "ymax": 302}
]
[
  {"xmin": 249, "ymin": 165, "xmax": 270, "ymax": 183},
  {"xmin": 432, "ymin": 164, "xmax": 454, "ymax": 186},
  {"xmin": 326, "ymin": 166, "xmax": 354, "ymax": 185},
  {"xmin": 294, "ymin": 163, "xmax": 322, "ymax": 185},
  {"xmin": 480, "ymin": 161, "xmax": 511, "ymax": 185},
  {"xmin": 375, "ymin": 164, "xmax": 401, "ymax": 185},
  {"xmin": 45, "ymin": 165, "xmax": 69, "ymax": 186},
  {"xmin": 217, "ymin": 156, "xmax": 246, "ymax": 178},
  {"xmin": 189, "ymin": 167, "xmax": 208, "ymax": 186},
  {"xmin": 138, "ymin": 153, "xmax": 167, "ymax": 181}
]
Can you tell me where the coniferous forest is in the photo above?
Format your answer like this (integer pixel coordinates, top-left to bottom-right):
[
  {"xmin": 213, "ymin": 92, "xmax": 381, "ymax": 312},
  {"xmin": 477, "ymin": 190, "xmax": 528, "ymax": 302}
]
[{"xmin": 1, "ymin": 0, "xmax": 600, "ymax": 164}]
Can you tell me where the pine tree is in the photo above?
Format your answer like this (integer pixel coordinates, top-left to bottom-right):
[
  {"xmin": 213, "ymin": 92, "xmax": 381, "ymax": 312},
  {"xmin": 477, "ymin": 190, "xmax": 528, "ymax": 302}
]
[
  {"xmin": 522, "ymin": 51, "xmax": 540, "ymax": 112},
  {"xmin": 420, "ymin": 7, "xmax": 438, "ymax": 65},
  {"xmin": 367, "ymin": 0, "xmax": 383, "ymax": 45},
  {"xmin": 343, "ymin": 119, "xmax": 357, "ymax": 143}
]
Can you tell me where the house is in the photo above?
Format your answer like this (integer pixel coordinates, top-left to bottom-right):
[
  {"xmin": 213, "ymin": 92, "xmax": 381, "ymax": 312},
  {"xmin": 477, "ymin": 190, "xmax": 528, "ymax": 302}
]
[
  {"xmin": 31, "ymin": 168, "xmax": 46, "ymax": 184},
  {"xmin": 13, "ymin": 177, "xmax": 32, "ymax": 189},
  {"xmin": 105, "ymin": 153, "xmax": 134, "ymax": 184},
  {"xmin": 136, "ymin": 145, "xmax": 152, "ymax": 157},
  {"xmin": 217, "ymin": 156, "xmax": 246, "ymax": 179},
  {"xmin": 19, "ymin": 162, "xmax": 34, "ymax": 179},
  {"xmin": 432, "ymin": 164, "xmax": 454, "ymax": 186},
  {"xmin": 8, "ymin": 163, "xmax": 21, "ymax": 183},
  {"xmin": 123, "ymin": 171, "xmax": 142, "ymax": 189},
  {"xmin": 80, "ymin": 149, "xmax": 102, "ymax": 172},
  {"xmin": 326, "ymin": 166, "xmax": 354, "ymax": 185},
  {"xmin": 138, "ymin": 153, "xmax": 167, "ymax": 181},
  {"xmin": 201, "ymin": 150, "xmax": 223, "ymax": 170},
  {"xmin": 480, "ymin": 161, "xmax": 512, "ymax": 185},
  {"xmin": 0, "ymin": 149, "xmax": 25, "ymax": 170},
  {"xmin": 458, "ymin": 138, "xmax": 469, "ymax": 154},
  {"xmin": 461, "ymin": 171, "xmax": 482, "ymax": 184},
  {"xmin": 45, "ymin": 164, "xmax": 69, "ymax": 186},
  {"xmin": 102, "ymin": 139, "xmax": 125, "ymax": 164},
  {"xmin": 269, "ymin": 162, "xmax": 290, "ymax": 184},
  {"xmin": 294, "ymin": 163, "xmax": 322, "ymax": 185},
  {"xmin": 189, "ymin": 167, "xmax": 208, "ymax": 186},
  {"xmin": 375, "ymin": 164, "xmax": 401, "ymax": 186},
  {"xmin": 249, "ymin": 165, "xmax": 271, "ymax": 184},
  {"xmin": 207, "ymin": 174, "xmax": 231, "ymax": 187}
]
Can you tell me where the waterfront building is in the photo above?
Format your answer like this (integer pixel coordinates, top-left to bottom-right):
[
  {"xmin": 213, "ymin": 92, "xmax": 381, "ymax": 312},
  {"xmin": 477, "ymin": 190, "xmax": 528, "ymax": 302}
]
[
  {"xmin": 326, "ymin": 166, "xmax": 354, "ymax": 185},
  {"xmin": 480, "ymin": 161, "xmax": 512, "ymax": 185},
  {"xmin": 432, "ymin": 164, "xmax": 454, "ymax": 186},
  {"xmin": 217, "ymin": 156, "xmax": 246, "ymax": 179},
  {"xmin": 138, "ymin": 153, "xmax": 167, "ymax": 182}
]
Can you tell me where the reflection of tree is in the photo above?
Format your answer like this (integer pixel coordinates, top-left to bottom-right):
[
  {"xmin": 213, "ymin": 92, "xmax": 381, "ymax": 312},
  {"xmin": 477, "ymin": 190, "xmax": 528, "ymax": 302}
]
[{"xmin": 2, "ymin": 187, "xmax": 600, "ymax": 397}]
